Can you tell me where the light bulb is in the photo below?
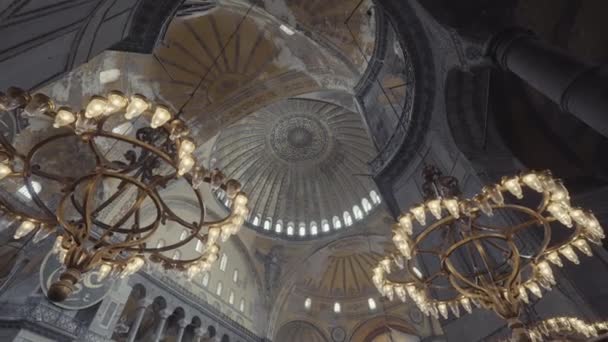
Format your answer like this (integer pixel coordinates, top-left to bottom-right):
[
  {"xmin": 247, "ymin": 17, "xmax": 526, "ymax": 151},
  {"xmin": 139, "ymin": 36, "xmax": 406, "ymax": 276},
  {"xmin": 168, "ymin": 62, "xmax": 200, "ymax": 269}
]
[
  {"xmin": 522, "ymin": 173, "xmax": 544, "ymax": 193},
  {"xmin": 518, "ymin": 286, "xmax": 529, "ymax": 304},
  {"xmin": 24, "ymin": 93, "xmax": 53, "ymax": 116},
  {"xmin": 460, "ymin": 297, "xmax": 472, "ymax": 314},
  {"xmin": 572, "ymin": 239, "xmax": 593, "ymax": 256},
  {"xmin": 502, "ymin": 176, "xmax": 523, "ymax": 199},
  {"xmin": 437, "ymin": 302, "xmax": 448, "ymax": 319},
  {"xmin": 427, "ymin": 199, "xmax": 442, "ymax": 219},
  {"xmin": 547, "ymin": 202, "xmax": 573, "ymax": 228},
  {"xmin": 382, "ymin": 284, "xmax": 394, "ymax": 301},
  {"xmin": 177, "ymin": 155, "xmax": 195, "ymax": 176},
  {"xmin": 0, "ymin": 163, "xmax": 12, "ymax": 180},
  {"xmin": 551, "ymin": 181, "xmax": 570, "ymax": 204},
  {"xmin": 207, "ymin": 227, "xmax": 220, "ymax": 244},
  {"xmin": 380, "ymin": 258, "xmax": 391, "ymax": 274},
  {"xmin": 179, "ymin": 139, "xmax": 196, "ymax": 158},
  {"xmin": 121, "ymin": 256, "xmax": 145, "ymax": 278},
  {"xmin": 150, "ymin": 105, "xmax": 172, "ymax": 128},
  {"xmin": 537, "ymin": 261, "xmax": 555, "ymax": 285},
  {"xmin": 410, "ymin": 204, "xmax": 426, "ymax": 225},
  {"xmin": 484, "ymin": 186, "xmax": 504, "ymax": 205},
  {"xmin": 393, "ymin": 255, "xmax": 405, "ymax": 269},
  {"xmin": 398, "ymin": 214, "xmax": 413, "ymax": 234},
  {"xmin": 448, "ymin": 301, "xmax": 460, "ymax": 317},
  {"xmin": 85, "ymin": 96, "xmax": 108, "ymax": 118},
  {"xmin": 52, "ymin": 236, "xmax": 64, "ymax": 254},
  {"xmin": 443, "ymin": 198, "xmax": 460, "ymax": 218},
  {"xmin": 545, "ymin": 251, "xmax": 563, "ymax": 267},
  {"xmin": 234, "ymin": 193, "xmax": 248, "ymax": 206},
  {"xmin": 397, "ymin": 240, "xmax": 411, "ymax": 259},
  {"xmin": 125, "ymin": 95, "xmax": 149, "ymax": 119},
  {"xmin": 53, "ymin": 108, "xmax": 76, "ymax": 128},
  {"xmin": 206, "ymin": 253, "xmax": 218, "ymax": 263},
  {"xmin": 208, "ymin": 244, "xmax": 219, "ymax": 255},
  {"xmin": 187, "ymin": 264, "xmax": 200, "ymax": 279},
  {"xmin": 98, "ymin": 263, "xmax": 113, "ymax": 281},
  {"xmin": 14, "ymin": 220, "xmax": 36, "ymax": 239},
  {"xmin": 475, "ymin": 195, "xmax": 493, "ymax": 216},
  {"xmin": 220, "ymin": 227, "xmax": 231, "ymax": 242},
  {"xmin": 559, "ymin": 245, "xmax": 579, "ymax": 264},
  {"xmin": 33, "ymin": 227, "xmax": 52, "ymax": 243},
  {"xmin": 106, "ymin": 91, "xmax": 128, "ymax": 114},
  {"xmin": 526, "ymin": 282, "xmax": 542, "ymax": 298},
  {"xmin": 394, "ymin": 285, "xmax": 407, "ymax": 302}
]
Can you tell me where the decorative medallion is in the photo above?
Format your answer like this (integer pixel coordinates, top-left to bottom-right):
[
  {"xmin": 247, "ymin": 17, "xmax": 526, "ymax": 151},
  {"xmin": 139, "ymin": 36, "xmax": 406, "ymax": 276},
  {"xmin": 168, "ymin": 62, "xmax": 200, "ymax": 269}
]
[
  {"xmin": 331, "ymin": 327, "xmax": 346, "ymax": 342},
  {"xmin": 40, "ymin": 251, "xmax": 115, "ymax": 309},
  {"xmin": 269, "ymin": 114, "xmax": 330, "ymax": 163}
]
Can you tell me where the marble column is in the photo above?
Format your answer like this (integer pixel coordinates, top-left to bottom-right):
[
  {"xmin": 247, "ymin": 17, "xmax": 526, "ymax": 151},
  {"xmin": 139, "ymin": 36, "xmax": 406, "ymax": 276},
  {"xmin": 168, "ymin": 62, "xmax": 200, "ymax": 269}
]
[
  {"xmin": 153, "ymin": 309, "xmax": 172, "ymax": 342},
  {"xmin": 176, "ymin": 319, "xmax": 189, "ymax": 342},
  {"xmin": 127, "ymin": 299, "xmax": 152, "ymax": 342},
  {"xmin": 487, "ymin": 29, "xmax": 608, "ymax": 138},
  {"xmin": 193, "ymin": 327, "xmax": 206, "ymax": 342}
]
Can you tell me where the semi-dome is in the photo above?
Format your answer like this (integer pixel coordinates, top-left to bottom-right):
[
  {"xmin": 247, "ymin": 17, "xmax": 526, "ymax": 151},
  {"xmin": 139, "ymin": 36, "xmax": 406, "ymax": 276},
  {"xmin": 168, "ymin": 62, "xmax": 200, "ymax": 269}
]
[{"xmin": 212, "ymin": 98, "xmax": 381, "ymax": 239}]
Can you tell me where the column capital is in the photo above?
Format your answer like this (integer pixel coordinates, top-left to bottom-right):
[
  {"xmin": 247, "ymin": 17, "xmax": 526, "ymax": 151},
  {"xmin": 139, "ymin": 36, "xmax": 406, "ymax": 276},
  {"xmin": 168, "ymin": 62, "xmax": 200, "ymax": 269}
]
[
  {"xmin": 137, "ymin": 298, "xmax": 153, "ymax": 308},
  {"xmin": 159, "ymin": 309, "xmax": 172, "ymax": 319},
  {"xmin": 178, "ymin": 319, "xmax": 189, "ymax": 328},
  {"xmin": 194, "ymin": 327, "xmax": 206, "ymax": 336}
]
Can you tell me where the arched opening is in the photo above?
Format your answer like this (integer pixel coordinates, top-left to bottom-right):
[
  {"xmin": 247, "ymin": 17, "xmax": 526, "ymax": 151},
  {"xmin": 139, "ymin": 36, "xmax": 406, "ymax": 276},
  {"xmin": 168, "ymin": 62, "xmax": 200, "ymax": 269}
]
[
  {"xmin": 111, "ymin": 284, "xmax": 147, "ymax": 341},
  {"xmin": 221, "ymin": 334, "xmax": 230, "ymax": 342}
]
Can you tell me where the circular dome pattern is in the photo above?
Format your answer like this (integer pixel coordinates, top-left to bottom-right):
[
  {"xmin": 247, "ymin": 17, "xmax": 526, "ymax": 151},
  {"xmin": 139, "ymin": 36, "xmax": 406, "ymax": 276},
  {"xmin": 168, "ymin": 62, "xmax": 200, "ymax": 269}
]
[{"xmin": 212, "ymin": 98, "xmax": 381, "ymax": 239}]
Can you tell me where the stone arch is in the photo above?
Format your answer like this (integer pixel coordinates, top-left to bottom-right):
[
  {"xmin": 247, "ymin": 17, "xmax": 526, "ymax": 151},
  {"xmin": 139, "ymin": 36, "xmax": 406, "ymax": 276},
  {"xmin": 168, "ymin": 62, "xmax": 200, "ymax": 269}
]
[
  {"xmin": 275, "ymin": 320, "xmax": 330, "ymax": 342},
  {"xmin": 112, "ymin": 283, "xmax": 148, "ymax": 341},
  {"xmin": 221, "ymin": 334, "xmax": 230, "ymax": 342},
  {"xmin": 164, "ymin": 306, "xmax": 187, "ymax": 341},
  {"xmin": 132, "ymin": 296, "xmax": 168, "ymax": 341},
  {"xmin": 349, "ymin": 315, "xmax": 420, "ymax": 342}
]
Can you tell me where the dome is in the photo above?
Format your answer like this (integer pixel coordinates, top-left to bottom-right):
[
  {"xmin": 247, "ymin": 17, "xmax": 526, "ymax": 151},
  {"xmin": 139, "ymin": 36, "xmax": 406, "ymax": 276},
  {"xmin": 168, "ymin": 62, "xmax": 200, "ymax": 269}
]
[{"xmin": 212, "ymin": 98, "xmax": 380, "ymax": 239}]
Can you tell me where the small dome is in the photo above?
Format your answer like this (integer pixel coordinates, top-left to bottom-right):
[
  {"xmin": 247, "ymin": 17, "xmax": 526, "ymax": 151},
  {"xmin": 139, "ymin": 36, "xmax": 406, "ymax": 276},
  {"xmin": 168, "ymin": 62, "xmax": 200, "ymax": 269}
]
[{"xmin": 212, "ymin": 98, "xmax": 379, "ymax": 239}]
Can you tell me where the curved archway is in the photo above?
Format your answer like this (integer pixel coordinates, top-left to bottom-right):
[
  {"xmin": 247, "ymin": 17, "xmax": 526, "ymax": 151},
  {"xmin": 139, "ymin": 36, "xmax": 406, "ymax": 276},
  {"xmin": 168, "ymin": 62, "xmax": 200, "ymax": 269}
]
[
  {"xmin": 350, "ymin": 315, "xmax": 420, "ymax": 342},
  {"xmin": 112, "ymin": 284, "xmax": 147, "ymax": 341},
  {"xmin": 275, "ymin": 320, "xmax": 329, "ymax": 342}
]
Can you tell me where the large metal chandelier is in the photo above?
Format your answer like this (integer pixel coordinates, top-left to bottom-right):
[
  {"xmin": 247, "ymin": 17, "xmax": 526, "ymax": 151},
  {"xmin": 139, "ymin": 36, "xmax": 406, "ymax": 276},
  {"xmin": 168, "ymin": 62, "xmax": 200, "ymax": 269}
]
[
  {"xmin": 0, "ymin": 87, "xmax": 249, "ymax": 302},
  {"xmin": 372, "ymin": 165, "xmax": 605, "ymax": 340},
  {"xmin": 500, "ymin": 316, "xmax": 608, "ymax": 342}
]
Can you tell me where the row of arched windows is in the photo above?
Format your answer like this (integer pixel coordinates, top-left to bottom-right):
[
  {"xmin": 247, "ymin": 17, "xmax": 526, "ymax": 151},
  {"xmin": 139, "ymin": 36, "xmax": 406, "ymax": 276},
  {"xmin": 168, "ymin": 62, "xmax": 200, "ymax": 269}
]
[{"xmin": 246, "ymin": 191, "xmax": 382, "ymax": 238}]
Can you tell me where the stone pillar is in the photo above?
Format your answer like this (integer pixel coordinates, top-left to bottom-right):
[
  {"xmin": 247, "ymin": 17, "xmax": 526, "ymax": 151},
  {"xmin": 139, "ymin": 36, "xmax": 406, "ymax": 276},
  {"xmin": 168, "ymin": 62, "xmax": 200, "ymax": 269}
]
[
  {"xmin": 176, "ymin": 319, "xmax": 189, "ymax": 342},
  {"xmin": 193, "ymin": 327, "xmax": 206, "ymax": 342},
  {"xmin": 153, "ymin": 309, "xmax": 172, "ymax": 342},
  {"xmin": 487, "ymin": 29, "xmax": 608, "ymax": 138},
  {"xmin": 126, "ymin": 299, "xmax": 152, "ymax": 342}
]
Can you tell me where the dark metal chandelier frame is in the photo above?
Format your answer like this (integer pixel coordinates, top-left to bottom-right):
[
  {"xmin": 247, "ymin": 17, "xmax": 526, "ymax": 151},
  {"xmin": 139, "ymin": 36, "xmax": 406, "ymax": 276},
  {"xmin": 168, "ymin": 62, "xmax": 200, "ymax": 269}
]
[
  {"xmin": 0, "ymin": 87, "xmax": 249, "ymax": 302},
  {"xmin": 373, "ymin": 165, "xmax": 605, "ymax": 341}
]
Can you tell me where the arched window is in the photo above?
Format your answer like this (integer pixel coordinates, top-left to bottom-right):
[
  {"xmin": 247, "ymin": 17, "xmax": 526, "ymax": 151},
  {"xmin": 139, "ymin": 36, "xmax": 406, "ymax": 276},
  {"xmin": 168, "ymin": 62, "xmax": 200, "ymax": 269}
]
[
  {"xmin": 224, "ymin": 198, "xmax": 231, "ymax": 207},
  {"xmin": 172, "ymin": 250, "xmax": 181, "ymax": 260},
  {"xmin": 287, "ymin": 222, "xmax": 295, "ymax": 236},
  {"xmin": 263, "ymin": 218, "xmax": 272, "ymax": 231},
  {"xmin": 156, "ymin": 239, "xmax": 165, "ymax": 249},
  {"xmin": 239, "ymin": 298, "xmax": 245, "ymax": 312},
  {"xmin": 233, "ymin": 269, "xmax": 239, "ymax": 283},
  {"xmin": 368, "ymin": 298, "xmax": 377, "ymax": 311},
  {"xmin": 298, "ymin": 222, "xmax": 306, "ymax": 237},
  {"xmin": 332, "ymin": 216, "xmax": 342, "ymax": 229},
  {"xmin": 334, "ymin": 302, "xmax": 341, "ymax": 314},
  {"xmin": 275, "ymin": 220, "xmax": 283, "ymax": 234},
  {"xmin": 252, "ymin": 215, "xmax": 261, "ymax": 226},
  {"xmin": 229, "ymin": 290, "xmax": 235, "ymax": 305},
  {"xmin": 343, "ymin": 211, "xmax": 353, "ymax": 226},
  {"xmin": 195, "ymin": 240, "xmax": 203, "ymax": 253},
  {"xmin": 310, "ymin": 221, "xmax": 318, "ymax": 236},
  {"xmin": 217, "ymin": 190, "xmax": 225, "ymax": 200},
  {"xmin": 370, "ymin": 190, "xmax": 381, "ymax": 204},
  {"xmin": 362, "ymin": 198, "xmax": 372, "ymax": 212},
  {"xmin": 219, "ymin": 253, "xmax": 228, "ymax": 271},
  {"xmin": 321, "ymin": 219, "xmax": 330, "ymax": 232},
  {"xmin": 353, "ymin": 205, "xmax": 363, "ymax": 220},
  {"xmin": 216, "ymin": 281, "xmax": 223, "ymax": 296},
  {"xmin": 202, "ymin": 273, "xmax": 210, "ymax": 287},
  {"xmin": 179, "ymin": 229, "xmax": 188, "ymax": 241},
  {"xmin": 304, "ymin": 297, "xmax": 312, "ymax": 310},
  {"xmin": 17, "ymin": 181, "xmax": 42, "ymax": 200}
]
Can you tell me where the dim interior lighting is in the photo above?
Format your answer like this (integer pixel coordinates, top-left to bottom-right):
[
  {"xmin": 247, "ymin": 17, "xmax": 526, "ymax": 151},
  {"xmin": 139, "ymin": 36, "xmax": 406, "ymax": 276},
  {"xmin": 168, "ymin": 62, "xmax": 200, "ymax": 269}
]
[
  {"xmin": 0, "ymin": 86, "xmax": 250, "ymax": 303},
  {"xmin": 372, "ymin": 165, "xmax": 605, "ymax": 339},
  {"xmin": 279, "ymin": 24, "xmax": 295, "ymax": 35},
  {"xmin": 333, "ymin": 302, "xmax": 341, "ymax": 314}
]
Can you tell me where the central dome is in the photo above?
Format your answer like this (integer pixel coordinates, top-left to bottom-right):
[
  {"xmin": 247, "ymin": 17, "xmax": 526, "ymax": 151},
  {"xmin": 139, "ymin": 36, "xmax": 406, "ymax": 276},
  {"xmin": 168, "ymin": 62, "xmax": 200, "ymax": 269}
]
[
  {"xmin": 212, "ymin": 98, "xmax": 381, "ymax": 239},
  {"xmin": 270, "ymin": 114, "xmax": 330, "ymax": 163}
]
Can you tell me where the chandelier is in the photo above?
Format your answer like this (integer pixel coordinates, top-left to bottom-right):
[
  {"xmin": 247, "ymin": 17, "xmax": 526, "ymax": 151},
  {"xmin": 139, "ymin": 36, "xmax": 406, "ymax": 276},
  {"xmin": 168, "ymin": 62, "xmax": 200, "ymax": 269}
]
[
  {"xmin": 372, "ymin": 165, "xmax": 605, "ymax": 340},
  {"xmin": 0, "ymin": 87, "xmax": 249, "ymax": 302},
  {"xmin": 500, "ymin": 316, "xmax": 608, "ymax": 342}
]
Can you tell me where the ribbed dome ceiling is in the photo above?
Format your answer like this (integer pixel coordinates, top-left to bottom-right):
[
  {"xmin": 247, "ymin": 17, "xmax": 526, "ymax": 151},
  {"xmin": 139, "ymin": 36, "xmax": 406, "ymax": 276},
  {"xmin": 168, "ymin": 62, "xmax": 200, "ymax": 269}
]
[{"xmin": 212, "ymin": 98, "xmax": 381, "ymax": 239}]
